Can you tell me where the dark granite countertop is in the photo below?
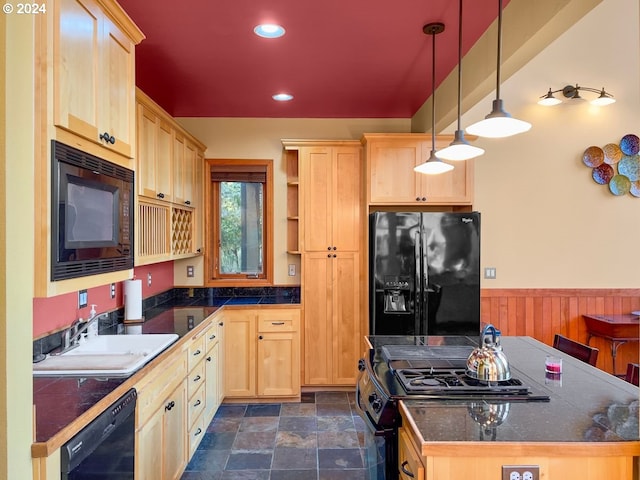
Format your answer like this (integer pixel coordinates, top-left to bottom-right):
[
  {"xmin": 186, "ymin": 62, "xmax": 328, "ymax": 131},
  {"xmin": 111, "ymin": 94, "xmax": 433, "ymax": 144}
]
[
  {"xmin": 33, "ymin": 298, "xmax": 298, "ymax": 448},
  {"xmin": 369, "ymin": 336, "xmax": 640, "ymax": 444}
]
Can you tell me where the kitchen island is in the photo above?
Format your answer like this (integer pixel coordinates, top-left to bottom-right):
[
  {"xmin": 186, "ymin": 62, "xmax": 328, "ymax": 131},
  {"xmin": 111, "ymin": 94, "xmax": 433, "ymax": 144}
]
[{"xmin": 388, "ymin": 336, "xmax": 640, "ymax": 480}]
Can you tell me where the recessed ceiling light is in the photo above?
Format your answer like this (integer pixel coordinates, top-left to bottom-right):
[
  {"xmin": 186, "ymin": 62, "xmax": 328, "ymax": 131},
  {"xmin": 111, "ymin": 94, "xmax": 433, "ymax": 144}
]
[
  {"xmin": 254, "ymin": 24, "xmax": 285, "ymax": 39},
  {"xmin": 272, "ymin": 93, "xmax": 293, "ymax": 102}
]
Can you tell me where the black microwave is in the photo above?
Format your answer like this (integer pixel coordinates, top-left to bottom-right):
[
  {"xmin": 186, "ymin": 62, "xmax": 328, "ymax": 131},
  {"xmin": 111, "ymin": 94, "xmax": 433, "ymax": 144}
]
[{"xmin": 51, "ymin": 141, "xmax": 134, "ymax": 281}]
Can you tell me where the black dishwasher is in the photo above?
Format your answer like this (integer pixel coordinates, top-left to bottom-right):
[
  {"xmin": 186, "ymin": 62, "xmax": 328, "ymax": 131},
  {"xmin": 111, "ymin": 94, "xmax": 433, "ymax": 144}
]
[{"xmin": 61, "ymin": 388, "xmax": 137, "ymax": 480}]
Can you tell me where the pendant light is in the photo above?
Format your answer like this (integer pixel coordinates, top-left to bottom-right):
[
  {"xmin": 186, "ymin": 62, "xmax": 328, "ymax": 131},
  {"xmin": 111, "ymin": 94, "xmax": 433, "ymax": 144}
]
[
  {"xmin": 437, "ymin": 0, "xmax": 484, "ymax": 161},
  {"xmin": 414, "ymin": 22, "xmax": 454, "ymax": 175},
  {"xmin": 465, "ymin": 0, "xmax": 531, "ymax": 138}
]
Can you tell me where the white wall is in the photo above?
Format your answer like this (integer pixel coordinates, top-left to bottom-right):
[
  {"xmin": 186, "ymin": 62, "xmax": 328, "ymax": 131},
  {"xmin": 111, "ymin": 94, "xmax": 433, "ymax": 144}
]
[{"xmin": 446, "ymin": 0, "xmax": 640, "ymax": 288}]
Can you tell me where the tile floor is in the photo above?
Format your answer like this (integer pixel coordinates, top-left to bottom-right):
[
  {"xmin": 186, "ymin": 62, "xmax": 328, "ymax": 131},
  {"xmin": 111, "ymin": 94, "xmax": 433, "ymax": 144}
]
[{"xmin": 181, "ymin": 391, "xmax": 368, "ymax": 480}]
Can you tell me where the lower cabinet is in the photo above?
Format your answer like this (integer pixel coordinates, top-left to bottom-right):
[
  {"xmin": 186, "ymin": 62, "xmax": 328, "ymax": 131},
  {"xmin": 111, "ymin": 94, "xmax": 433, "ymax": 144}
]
[
  {"xmin": 398, "ymin": 427, "xmax": 425, "ymax": 480},
  {"xmin": 135, "ymin": 349, "xmax": 188, "ymax": 480},
  {"xmin": 224, "ymin": 307, "xmax": 300, "ymax": 399},
  {"xmin": 135, "ymin": 310, "xmax": 225, "ymax": 480}
]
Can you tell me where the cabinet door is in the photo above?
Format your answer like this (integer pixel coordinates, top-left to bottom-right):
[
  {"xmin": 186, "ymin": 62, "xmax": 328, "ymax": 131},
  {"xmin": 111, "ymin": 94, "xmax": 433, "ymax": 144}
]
[
  {"xmin": 398, "ymin": 427, "xmax": 425, "ymax": 480},
  {"xmin": 156, "ymin": 121, "xmax": 173, "ymax": 201},
  {"xmin": 303, "ymin": 253, "xmax": 332, "ymax": 384},
  {"xmin": 136, "ymin": 412, "xmax": 163, "ymax": 480},
  {"xmin": 163, "ymin": 381, "xmax": 187, "ymax": 480},
  {"xmin": 137, "ymin": 104, "xmax": 158, "ymax": 198},
  {"xmin": 257, "ymin": 331, "xmax": 299, "ymax": 396},
  {"xmin": 173, "ymin": 133, "xmax": 186, "ymax": 205},
  {"xmin": 205, "ymin": 342, "xmax": 220, "ymax": 422},
  {"xmin": 224, "ymin": 311, "xmax": 256, "ymax": 397},
  {"xmin": 302, "ymin": 147, "xmax": 332, "ymax": 252},
  {"xmin": 333, "ymin": 147, "xmax": 361, "ymax": 252},
  {"xmin": 100, "ymin": 15, "xmax": 135, "ymax": 158},
  {"xmin": 332, "ymin": 252, "xmax": 361, "ymax": 385},
  {"xmin": 417, "ymin": 145, "xmax": 474, "ymax": 204},
  {"xmin": 367, "ymin": 139, "xmax": 423, "ymax": 203},
  {"xmin": 183, "ymin": 141, "xmax": 197, "ymax": 207},
  {"xmin": 54, "ymin": 0, "xmax": 101, "ymax": 141}
]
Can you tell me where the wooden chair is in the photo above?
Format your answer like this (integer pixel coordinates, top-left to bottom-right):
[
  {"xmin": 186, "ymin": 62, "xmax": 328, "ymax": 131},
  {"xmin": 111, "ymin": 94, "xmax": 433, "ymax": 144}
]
[
  {"xmin": 553, "ymin": 334, "xmax": 599, "ymax": 366},
  {"xmin": 625, "ymin": 363, "xmax": 639, "ymax": 386}
]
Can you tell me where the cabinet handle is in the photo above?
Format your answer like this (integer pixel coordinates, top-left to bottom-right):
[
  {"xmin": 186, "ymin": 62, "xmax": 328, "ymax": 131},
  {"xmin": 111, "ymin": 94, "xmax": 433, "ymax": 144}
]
[
  {"xmin": 327, "ymin": 246, "xmax": 331, "ymax": 251},
  {"xmin": 271, "ymin": 322, "xmax": 285, "ymax": 325},
  {"xmin": 421, "ymin": 197, "xmax": 427, "ymax": 201},
  {"xmin": 333, "ymin": 246, "xmax": 337, "ymax": 250},
  {"xmin": 206, "ymin": 356, "xmax": 212, "ymax": 362},
  {"xmin": 157, "ymin": 192, "xmax": 165, "ymax": 199},
  {"xmin": 185, "ymin": 200, "xmax": 191, "ymax": 205},
  {"xmin": 327, "ymin": 254, "xmax": 331, "ymax": 258},
  {"xmin": 416, "ymin": 196, "xmax": 421, "ymax": 201},
  {"xmin": 193, "ymin": 349, "xmax": 201, "ymax": 356},
  {"xmin": 194, "ymin": 427, "xmax": 202, "ymax": 436},
  {"xmin": 99, "ymin": 132, "xmax": 115, "ymax": 144},
  {"xmin": 258, "ymin": 335, "xmax": 263, "ymax": 340},
  {"xmin": 193, "ymin": 375, "xmax": 201, "ymax": 382},
  {"xmin": 209, "ymin": 334, "xmax": 216, "ymax": 340},
  {"xmin": 332, "ymin": 254, "xmax": 337, "ymax": 258},
  {"xmin": 165, "ymin": 400, "xmax": 175, "ymax": 411},
  {"xmin": 219, "ymin": 322, "xmax": 224, "ymax": 326},
  {"xmin": 193, "ymin": 399, "xmax": 201, "ymax": 407},
  {"xmin": 400, "ymin": 460, "xmax": 415, "ymax": 478}
]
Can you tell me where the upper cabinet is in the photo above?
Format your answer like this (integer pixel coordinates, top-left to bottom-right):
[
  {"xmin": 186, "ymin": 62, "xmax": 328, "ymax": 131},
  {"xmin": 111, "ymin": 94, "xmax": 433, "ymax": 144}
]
[
  {"xmin": 53, "ymin": 0, "xmax": 144, "ymax": 159},
  {"xmin": 135, "ymin": 88, "xmax": 207, "ymax": 265},
  {"xmin": 362, "ymin": 134, "xmax": 474, "ymax": 206}
]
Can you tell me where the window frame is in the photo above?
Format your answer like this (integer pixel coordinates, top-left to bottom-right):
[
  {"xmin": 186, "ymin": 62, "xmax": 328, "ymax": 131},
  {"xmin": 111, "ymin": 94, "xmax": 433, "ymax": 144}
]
[{"xmin": 204, "ymin": 158, "xmax": 273, "ymax": 286}]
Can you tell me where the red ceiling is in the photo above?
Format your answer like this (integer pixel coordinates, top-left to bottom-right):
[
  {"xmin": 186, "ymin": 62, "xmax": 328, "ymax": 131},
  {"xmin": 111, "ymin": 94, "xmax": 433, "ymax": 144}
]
[{"xmin": 118, "ymin": 0, "xmax": 506, "ymax": 118}]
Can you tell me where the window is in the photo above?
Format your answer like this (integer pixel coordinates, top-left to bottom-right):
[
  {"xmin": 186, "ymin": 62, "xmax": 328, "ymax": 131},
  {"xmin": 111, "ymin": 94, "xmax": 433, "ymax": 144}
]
[{"xmin": 206, "ymin": 159, "xmax": 273, "ymax": 285}]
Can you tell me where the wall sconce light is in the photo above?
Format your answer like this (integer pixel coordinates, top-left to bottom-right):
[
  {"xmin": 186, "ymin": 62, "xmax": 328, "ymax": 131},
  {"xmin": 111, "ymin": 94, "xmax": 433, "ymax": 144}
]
[{"xmin": 538, "ymin": 85, "xmax": 616, "ymax": 107}]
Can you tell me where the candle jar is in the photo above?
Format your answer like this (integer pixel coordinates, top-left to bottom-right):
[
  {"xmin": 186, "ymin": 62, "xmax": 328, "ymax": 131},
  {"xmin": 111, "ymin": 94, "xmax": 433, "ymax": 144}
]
[{"xmin": 545, "ymin": 355, "xmax": 562, "ymax": 374}]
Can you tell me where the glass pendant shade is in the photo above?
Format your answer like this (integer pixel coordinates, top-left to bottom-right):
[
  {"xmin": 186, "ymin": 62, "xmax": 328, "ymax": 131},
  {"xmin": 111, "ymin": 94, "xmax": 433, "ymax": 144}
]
[
  {"xmin": 466, "ymin": 99, "xmax": 531, "ymax": 138},
  {"xmin": 437, "ymin": 130, "xmax": 485, "ymax": 161},
  {"xmin": 414, "ymin": 150, "xmax": 454, "ymax": 174}
]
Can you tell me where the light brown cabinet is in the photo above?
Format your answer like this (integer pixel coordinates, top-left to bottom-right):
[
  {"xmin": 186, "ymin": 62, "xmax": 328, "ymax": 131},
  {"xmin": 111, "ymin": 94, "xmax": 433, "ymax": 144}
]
[
  {"xmin": 363, "ymin": 133, "xmax": 474, "ymax": 206},
  {"xmin": 53, "ymin": 0, "xmax": 143, "ymax": 159},
  {"xmin": 224, "ymin": 308, "xmax": 301, "ymax": 399},
  {"xmin": 398, "ymin": 427, "xmax": 425, "ymax": 480},
  {"xmin": 135, "ymin": 88, "xmax": 206, "ymax": 265},
  {"xmin": 303, "ymin": 251, "xmax": 361, "ymax": 385},
  {"xmin": 33, "ymin": 0, "xmax": 143, "ymax": 297},
  {"xmin": 135, "ymin": 351, "xmax": 188, "ymax": 480},
  {"xmin": 290, "ymin": 141, "xmax": 363, "ymax": 387},
  {"xmin": 301, "ymin": 145, "xmax": 362, "ymax": 252}
]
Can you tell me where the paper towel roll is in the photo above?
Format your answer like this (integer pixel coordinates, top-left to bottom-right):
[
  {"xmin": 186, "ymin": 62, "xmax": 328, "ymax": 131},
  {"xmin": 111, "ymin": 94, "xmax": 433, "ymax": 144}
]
[{"xmin": 124, "ymin": 279, "xmax": 143, "ymax": 321}]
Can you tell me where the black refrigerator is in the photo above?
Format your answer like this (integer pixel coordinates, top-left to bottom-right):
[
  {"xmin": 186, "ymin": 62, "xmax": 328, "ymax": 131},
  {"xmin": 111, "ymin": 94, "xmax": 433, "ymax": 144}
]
[{"xmin": 369, "ymin": 211, "xmax": 481, "ymax": 336}]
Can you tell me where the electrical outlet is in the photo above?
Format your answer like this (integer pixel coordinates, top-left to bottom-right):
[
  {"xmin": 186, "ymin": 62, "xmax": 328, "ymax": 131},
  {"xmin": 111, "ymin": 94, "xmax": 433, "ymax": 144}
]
[
  {"xmin": 147, "ymin": 272, "xmax": 152, "ymax": 287},
  {"xmin": 502, "ymin": 466, "xmax": 539, "ymax": 480},
  {"xmin": 110, "ymin": 283, "xmax": 116, "ymax": 299},
  {"xmin": 186, "ymin": 265, "xmax": 194, "ymax": 277},
  {"xmin": 78, "ymin": 289, "xmax": 88, "ymax": 308},
  {"xmin": 288, "ymin": 264, "xmax": 296, "ymax": 276},
  {"xmin": 484, "ymin": 267, "xmax": 497, "ymax": 279}
]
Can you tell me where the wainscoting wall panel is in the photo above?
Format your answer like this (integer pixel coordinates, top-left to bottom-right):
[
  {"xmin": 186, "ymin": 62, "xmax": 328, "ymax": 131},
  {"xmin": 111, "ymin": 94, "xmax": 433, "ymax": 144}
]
[{"xmin": 481, "ymin": 289, "xmax": 640, "ymax": 375}]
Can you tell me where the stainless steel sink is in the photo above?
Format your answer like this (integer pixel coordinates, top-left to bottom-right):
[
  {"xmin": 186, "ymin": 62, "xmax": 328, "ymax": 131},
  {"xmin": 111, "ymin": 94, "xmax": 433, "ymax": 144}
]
[{"xmin": 33, "ymin": 334, "xmax": 179, "ymax": 377}]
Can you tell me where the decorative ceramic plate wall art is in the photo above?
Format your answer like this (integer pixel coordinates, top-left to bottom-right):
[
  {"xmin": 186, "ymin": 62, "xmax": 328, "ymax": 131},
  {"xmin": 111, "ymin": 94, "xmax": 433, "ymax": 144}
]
[{"xmin": 582, "ymin": 133, "xmax": 640, "ymax": 197}]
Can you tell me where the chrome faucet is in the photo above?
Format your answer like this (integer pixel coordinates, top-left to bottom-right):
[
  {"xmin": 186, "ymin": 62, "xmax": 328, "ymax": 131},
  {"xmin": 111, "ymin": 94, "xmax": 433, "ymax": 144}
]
[{"xmin": 58, "ymin": 309, "xmax": 105, "ymax": 354}]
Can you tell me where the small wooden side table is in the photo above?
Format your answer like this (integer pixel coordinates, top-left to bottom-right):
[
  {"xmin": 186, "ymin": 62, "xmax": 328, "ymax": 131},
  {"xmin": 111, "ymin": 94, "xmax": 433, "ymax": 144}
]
[{"xmin": 583, "ymin": 313, "xmax": 640, "ymax": 375}]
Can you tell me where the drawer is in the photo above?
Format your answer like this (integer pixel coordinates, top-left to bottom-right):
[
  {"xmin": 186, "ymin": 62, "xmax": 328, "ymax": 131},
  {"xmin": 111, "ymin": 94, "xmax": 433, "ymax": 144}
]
[
  {"xmin": 188, "ymin": 413, "xmax": 206, "ymax": 458},
  {"xmin": 257, "ymin": 309, "xmax": 299, "ymax": 332},
  {"xmin": 204, "ymin": 321, "xmax": 220, "ymax": 352},
  {"xmin": 187, "ymin": 334, "xmax": 206, "ymax": 370},
  {"xmin": 136, "ymin": 350, "xmax": 187, "ymax": 427},
  {"xmin": 187, "ymin": 360, "xmax": 205, "ymax": 399},
  {"xmin": 188, "ymin": 381, "xmax": 206, "ymax": 428}
]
